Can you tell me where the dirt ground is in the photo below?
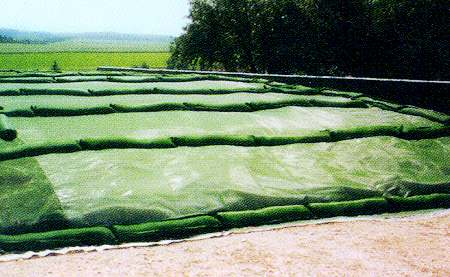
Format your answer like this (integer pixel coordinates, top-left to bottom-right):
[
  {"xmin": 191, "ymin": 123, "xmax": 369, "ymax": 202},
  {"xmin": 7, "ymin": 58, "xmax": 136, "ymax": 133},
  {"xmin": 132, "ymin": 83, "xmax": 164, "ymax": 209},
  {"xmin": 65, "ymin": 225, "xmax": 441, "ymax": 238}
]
[{"xmin": 1, "ymin": 211, "xmax": 449, "ymax": 276}]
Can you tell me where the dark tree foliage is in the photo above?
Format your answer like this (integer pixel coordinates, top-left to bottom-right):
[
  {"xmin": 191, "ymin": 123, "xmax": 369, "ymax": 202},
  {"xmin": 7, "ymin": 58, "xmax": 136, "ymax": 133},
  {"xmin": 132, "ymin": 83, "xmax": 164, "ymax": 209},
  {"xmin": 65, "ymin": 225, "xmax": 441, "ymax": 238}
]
[{"xmin": 168, "ymin": 0, "xmax": 449, "ymax": 79}]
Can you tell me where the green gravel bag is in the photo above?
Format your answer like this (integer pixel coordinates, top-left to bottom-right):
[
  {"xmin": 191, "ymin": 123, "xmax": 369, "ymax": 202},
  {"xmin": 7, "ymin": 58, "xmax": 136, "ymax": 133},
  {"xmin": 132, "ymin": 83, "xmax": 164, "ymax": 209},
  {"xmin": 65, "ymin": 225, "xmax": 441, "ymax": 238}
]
[
  {"xmin": 308, "ymin": 198, "xmax": 390, "ymax": 218},
  {"xmin": 110, "ymin": 103, "xmax": 187, "ymax": 113},
  {"xmin": 385, "ymin": 194, "xmax": 450, "ymax": 211},
  {"xmin": 31, "ymin": 105, "xmax": 115, "ymax": 117},
  {"xmin": 171, "ymin": 135, "xmax": 257, "ymax": 147},
  {"xmin": 0, "ymin": 227, "xmax": 116, "ymax": 252},
  {"xmin": 0, "ymin": 141, "xmax": 81, "ymax": 161},
  {"xmin": 0, "ymin": 115, "xmax": 17, "ymax": 141},
  {"xmin": 78, "ymin": 137, "xmax": 176, "ymax": 150},
  {"xmin": 217, "ymin": 205, "xmax": 312, "ymax": 228},
  {"xmin": 112, "ymin": 216, "xmax": 221, "ymax": 242}
]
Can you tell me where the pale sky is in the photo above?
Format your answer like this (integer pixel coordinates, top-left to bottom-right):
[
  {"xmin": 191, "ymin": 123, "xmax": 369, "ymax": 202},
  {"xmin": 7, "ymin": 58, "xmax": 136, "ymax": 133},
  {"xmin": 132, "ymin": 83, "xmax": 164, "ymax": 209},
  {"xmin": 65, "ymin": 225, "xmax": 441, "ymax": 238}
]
[{"xmin": 0, "ymin": 0, "xmax": 190, "ymax": 35}]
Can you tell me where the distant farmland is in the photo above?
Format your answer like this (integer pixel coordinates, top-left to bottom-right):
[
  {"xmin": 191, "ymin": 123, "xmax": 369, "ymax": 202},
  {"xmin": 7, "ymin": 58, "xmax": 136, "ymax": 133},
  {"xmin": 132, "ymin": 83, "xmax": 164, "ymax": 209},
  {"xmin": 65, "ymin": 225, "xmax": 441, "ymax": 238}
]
[
  {"xmin": 0, "ymin": 52, "xmax": 170, "ymax": 71},
  {"xmin": 0, "ymin": 38, "xmax": 171, "ymax": 71}
]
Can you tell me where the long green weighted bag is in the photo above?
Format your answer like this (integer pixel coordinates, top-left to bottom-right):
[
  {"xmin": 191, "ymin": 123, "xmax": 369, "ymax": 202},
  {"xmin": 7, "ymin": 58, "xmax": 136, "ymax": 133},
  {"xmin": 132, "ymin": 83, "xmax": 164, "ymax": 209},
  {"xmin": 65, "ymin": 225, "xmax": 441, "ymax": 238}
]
[
  {"xmin": 0, "ymin": 141, "xmax": 81, "ymax": 161},
  {"xmin": 329, "ymin": 125, "xmax": 402, "ymax": 141},
  {"xmin": 217, "ymin": 205, "xmax": 312, "ymax": 228},
  {"xmin": 171, "ymin": 135, "xmax": 257, "ymax": 147},
  {"xmin": 385, "ymin": 194, "xmax": 450, "ymax": 212},
  {"xmin": 308, "ymin": 198, "xmax": 390, "ymax": 218},
  {"xmin": 112, "ymin": 216, "xmax": 221, "ymax": 242},
  {"xmin": 79, "ymin": 137, "xmax": 176, "ymax": 150},
  {"xmin": 0, "ymin": 115, "xmax": 17, "ymax": 141},
  {"xmin": 0, "ymin": 227, "xmax": 116, "ymax": 252},
  {"xmin": 31, "ymin": 105, "xmax": 115, "ymax": 117}
]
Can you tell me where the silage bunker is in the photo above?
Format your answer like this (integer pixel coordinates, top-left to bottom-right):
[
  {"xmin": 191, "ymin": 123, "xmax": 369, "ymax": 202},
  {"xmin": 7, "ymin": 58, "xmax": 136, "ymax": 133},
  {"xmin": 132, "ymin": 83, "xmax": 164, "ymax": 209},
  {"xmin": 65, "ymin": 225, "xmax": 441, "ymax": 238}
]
[{"xmin": 0, "ymin": 71, "xmax": 449, "ymax": 253}]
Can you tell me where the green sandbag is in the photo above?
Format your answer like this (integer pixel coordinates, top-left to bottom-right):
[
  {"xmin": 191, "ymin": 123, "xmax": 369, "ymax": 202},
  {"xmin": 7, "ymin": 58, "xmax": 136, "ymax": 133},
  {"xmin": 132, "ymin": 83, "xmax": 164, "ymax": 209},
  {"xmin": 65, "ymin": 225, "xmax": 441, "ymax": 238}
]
[
  {"xmin": 270, "ymin": 86, "xmax": 319, "ymax": 95},
  {"xmin": 0, "ymin": 141, "xmax": 81, "ymax": 161},
  {"xmin": 90, "ymin": 89, "xmax": 154, "ymax": 96},
  {"xmin": 111, "ymin": 103, "xmax": 187, "ymax": 113},
  {"xmin": 308, "ymin": 98, "xmax": 368, "ymax": 108},
  {"xmin": 217, "ymin": 205, "xmax": 312, "ymax": 228},
  {"xmin": 356, "ymin": 97, "xmax": 402, "ymax": 111},
  {"xmin": 112, "ymin": 216, "xmax": 221, "ymax": 242},
  {"xmin": 2, "ymin": 108, "xmax": 35, "ymax": 117},
  {"xmin": 183, "ymin": 102, "xmax": 253, "ymax": 112},
  {"xmin": 0, "ymin": 227, "xmax": 116, "ymax": 252},
  {"xmin": 79, "ymin": 137, "xmax": 176, "ymax": 150},
  {"xmin": 31, "ymin": 105, "xmax": 115, "ymax": 117},
  {"xmin": 247, "ymin": 99, "xmax": 311, "ymax": 110},
  {"xmin": 308, "ymin": 198, "xmax": 390, "ymax": 218},
  {"xmin": 400, "ymin": 125, "xmax": 450, "ymax": 140},
  {"xmin": 321, "ymin": 89, "xmax": 363, "ymax": 98},
  {"xmin": 171, "ymin": 135, "xmax": 257, "ymax": 147},
  {"xmin": 330, "ymin": 125, "xmax": 402, "ymax": 141},
  {"xmin": 385, "ymin": 194, "xmax": 450, "ymax": 212},
  {"xmin": 19, "ymin": 88, "xmax": 90, "ymax": 96},
  {"xmin": 55, "ymin": 76, "xmax": 108, "ymax": 83},
  {"xmin": 0, "ymin": 115, "xmax": 17, "ymax": 141},
  {"xmin": 0, "ymin": 89, "xmax": 19, "ymax": 96},
  {"xmin": 106, "ymin": 76, "xmax": 161, "ymax": 83},
  {"xmin": 400, "ymin": 107, "xmax": 450, "ymax": 125},
  {"xmin": 0, "ymin": 78, "xmax": 55, "ymax": 83},
  {"xmin": 255, "ymin": 131, "xmax": 331, "ymax": 146}
]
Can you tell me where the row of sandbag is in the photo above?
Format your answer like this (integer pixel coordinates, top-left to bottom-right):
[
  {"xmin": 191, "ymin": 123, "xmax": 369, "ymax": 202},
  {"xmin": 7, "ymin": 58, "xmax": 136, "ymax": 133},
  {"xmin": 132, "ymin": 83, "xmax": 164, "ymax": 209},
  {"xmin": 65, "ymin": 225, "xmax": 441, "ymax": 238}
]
[
  {"xmin": 0, "ymin": 86, "xmax": 280, "ymax": 97},
  {"xmin": 0, "ymin": 97, "xmax": 368, "ymax": 117},
  {"xmin": 0, "ymin": 73, "xmax": 270, "ymax": 84},
  {"xmin": 1, "ymin": 125, "xmax": 448, "ymax": 161},
  {"xmin": 1, "ymin": 193, "xmax": 449, "ymax": 253}
]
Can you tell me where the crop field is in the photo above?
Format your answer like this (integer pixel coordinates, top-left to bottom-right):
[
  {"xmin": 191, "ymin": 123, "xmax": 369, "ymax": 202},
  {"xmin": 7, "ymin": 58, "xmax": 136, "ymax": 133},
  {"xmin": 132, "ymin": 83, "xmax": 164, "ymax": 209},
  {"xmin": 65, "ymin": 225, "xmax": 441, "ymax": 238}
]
[
  {"xmin": 0, "ymin": 52, "xmax": 170, "ymax": 71},
  {"xmin": 0, "ymin": 70, "xmax": 449, "ymax": 253}
]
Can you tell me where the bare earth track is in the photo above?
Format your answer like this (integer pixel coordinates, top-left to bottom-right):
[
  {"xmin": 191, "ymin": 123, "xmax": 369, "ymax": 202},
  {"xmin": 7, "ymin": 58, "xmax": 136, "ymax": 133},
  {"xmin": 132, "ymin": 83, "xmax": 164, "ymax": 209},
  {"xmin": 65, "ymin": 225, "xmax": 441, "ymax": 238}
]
[{"xmin": 1, "ymin": 210, "xmax": 449, "ymax": 276}]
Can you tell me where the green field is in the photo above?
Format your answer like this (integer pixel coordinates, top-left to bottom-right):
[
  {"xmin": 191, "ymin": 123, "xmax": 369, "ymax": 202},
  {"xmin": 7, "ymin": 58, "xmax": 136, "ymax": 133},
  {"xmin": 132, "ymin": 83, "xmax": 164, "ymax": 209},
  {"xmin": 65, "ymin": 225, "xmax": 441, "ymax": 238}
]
[
  {"xmin": 0, "ymin": 39, "xmax": 170, "ymax": 53},
  {"xmin": 0, "ymin": 52, "xmax": 170, "ymax": 71}
]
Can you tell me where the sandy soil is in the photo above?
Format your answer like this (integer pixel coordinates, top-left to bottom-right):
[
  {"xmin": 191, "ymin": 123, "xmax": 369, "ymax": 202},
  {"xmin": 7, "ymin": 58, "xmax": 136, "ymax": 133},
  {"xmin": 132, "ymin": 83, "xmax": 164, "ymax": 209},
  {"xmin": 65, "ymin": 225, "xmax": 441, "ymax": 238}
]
[{"xmin": 1, "ymin": 211, "xmax": 449, "ymax": 276}]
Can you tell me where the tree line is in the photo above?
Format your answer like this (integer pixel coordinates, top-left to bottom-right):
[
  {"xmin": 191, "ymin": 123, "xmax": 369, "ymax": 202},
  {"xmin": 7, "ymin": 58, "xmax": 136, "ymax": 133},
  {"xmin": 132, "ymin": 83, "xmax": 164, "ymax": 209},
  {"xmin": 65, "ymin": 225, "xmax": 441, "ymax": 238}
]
[{"xmin": 168, "ymin": 0, "xmax": 449, "ymax": 80}]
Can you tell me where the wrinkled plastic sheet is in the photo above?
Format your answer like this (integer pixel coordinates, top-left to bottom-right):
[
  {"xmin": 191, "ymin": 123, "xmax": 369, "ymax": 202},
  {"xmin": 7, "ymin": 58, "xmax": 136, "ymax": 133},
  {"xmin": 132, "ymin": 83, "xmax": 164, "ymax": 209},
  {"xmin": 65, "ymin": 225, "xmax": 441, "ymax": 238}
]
[
  {"xmin": 10, "ymin": 107, "xmax": 441, "ymax": 144},
  {"xmin": 31, "ymin": 136, "xmax": 450, "ymax": 228}
]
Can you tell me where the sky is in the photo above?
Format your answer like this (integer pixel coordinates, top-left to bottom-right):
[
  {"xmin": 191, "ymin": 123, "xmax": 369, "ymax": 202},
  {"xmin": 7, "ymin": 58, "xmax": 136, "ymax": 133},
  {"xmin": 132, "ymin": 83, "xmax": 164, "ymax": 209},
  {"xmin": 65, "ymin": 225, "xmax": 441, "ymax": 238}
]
[{"xmin": 0, "ymin": 0, "xmax": 190, "ymax": 36}]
